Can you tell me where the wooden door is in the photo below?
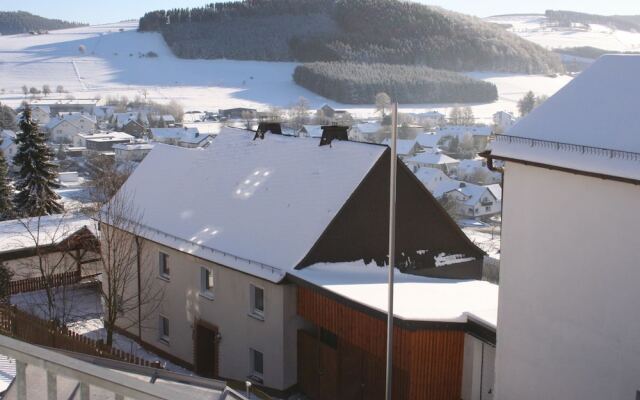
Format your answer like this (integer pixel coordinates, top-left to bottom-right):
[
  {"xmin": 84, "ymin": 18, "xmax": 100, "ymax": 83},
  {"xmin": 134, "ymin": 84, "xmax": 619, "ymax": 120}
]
[{"xmin": 194, "ymin": 322, "xmax": 218, "ymax": 378}]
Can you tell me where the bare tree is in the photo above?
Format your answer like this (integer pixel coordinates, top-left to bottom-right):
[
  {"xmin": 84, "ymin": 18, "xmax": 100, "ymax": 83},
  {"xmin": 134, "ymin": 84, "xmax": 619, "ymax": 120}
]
[
  {"xmin": 56, "ymin": 85, "xmax": 65, "ymax": 94},
  {"xmin": 375, "ymin": 92, "xmax": 391, "ymax": 117},
  {"xmin": 21, "ymin": 85, "xmax": 28, "ymax": 97},
  {"xmin": 42, "ymin": 85, "xmax": 51, "ymax": 97},
  {"xmin": 13, "ymin": 214, "xmax": 93, "ymax": 324},
  {"xmin": 291, "ymin": 97, "xmax": 309, "ymax": 129},
  {"xmin": 89, "ymin": 188, "xmax": 163, "ymax": 346}
]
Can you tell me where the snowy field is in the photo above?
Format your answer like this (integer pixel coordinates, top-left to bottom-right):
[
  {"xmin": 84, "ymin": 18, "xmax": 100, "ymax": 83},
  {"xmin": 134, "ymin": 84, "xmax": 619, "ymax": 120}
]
[
  {"xmin": 486, "ymin": 14, "xmax": 640, "ymax": 53},
  {"xmin": 0, "ymin": 21, "xmax": 572, "ymax": 123},
  {"xmin": 11, "ymin": 286, "xmax": 190, "ymax": 374}
]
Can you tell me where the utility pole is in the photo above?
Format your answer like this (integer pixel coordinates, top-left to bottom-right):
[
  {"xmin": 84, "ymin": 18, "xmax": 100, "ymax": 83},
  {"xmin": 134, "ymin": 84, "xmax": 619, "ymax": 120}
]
[{"xmin": 385, "ymin": 102, "xmax": 398, "ymax": 400}]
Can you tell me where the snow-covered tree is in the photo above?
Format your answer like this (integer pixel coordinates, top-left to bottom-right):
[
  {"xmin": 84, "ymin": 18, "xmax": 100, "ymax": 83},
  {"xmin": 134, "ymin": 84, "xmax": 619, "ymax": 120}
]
[
  {"xmin": 518, "ymin": 91, "xmax": 536, "ymax": 117},
  {"xmin": 0, "ymin": 147, "xmax": 12, "ymax": 220},
  {"xmin": 13, "ymin": 107, "xmax": 63, "ymax": 217},
  {"xmin": 375, "ymin": 92, "xmax": 391, "ymax": 117}
]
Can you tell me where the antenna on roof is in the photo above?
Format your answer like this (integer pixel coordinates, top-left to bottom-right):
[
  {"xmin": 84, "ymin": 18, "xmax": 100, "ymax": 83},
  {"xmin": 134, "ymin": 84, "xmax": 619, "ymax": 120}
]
[{"xmin": 385, "ymin": 102, "xmax": 398, "ymax": 400}]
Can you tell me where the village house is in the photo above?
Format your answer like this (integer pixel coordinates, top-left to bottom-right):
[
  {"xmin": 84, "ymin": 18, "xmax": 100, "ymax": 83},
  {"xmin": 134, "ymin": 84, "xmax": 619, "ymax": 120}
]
[
  {"xmin": 416, "ymin": 110, "xmax": 446, "ymax": 126},
  {"xmin": 443, "ymin": 183, "xmax": 501, "ymax": 219},
  {"xmin": 0, "ymin": 214, "xmax": 100, "ymax": 282},
  {"xmin": 103, "ymin": 126, "xmax": 494, "ymax": 397},
  {"xmin": 150, "ymin": 127, "xmax": 210, "ymax": 148},
  {"xmin": 492, "ymin": 111, "xmax": 517, "ymax": 132},
  {"xmin": 29, "ymin": 98, "xmax": 98, "ymax": 115},
  {"xmin": 436, "ymin": 125, "xmax": 493, "ymax": 148},
  {"xmin": 297, "ymin": 124, "xmax": 323, "ymax": 138},
  {"xmin": 29, "ymin": 105, "xmax": 51, "ymax": 125},
  {"xmin": 381, "ymin": 138, "xmax": 420, "ymax": 160},
  {"xmin": 114, "ymin": 142, "xmax": 155, "ymax": 163},
  {"xmin": 73, "ymin": 131, "xmax": 134, "ymax": 154},
  {"xmin": 413, "ymin": 167, "xmax": 460, "ymax": 199},
  {"xmin": 349, "ymin": 121, "xmax": 383, "ymax": 143},
  {"xmin": 415, "ymin": 132, "xmax": 442, "ymax": 152},
  {"xmin": 405, "ymin": 151, "xmax": 460, "ymax": 174},
  {"xmin": 219, "ymin": 108, "xmax": 257, "ymax": 120},
  {"xmin": 456, "ymin": 158, "xmax": 502, "ymax": 184},
  {"xmin": 112, "ymin": 112, "xmax": 149, "ymax": 129},
  {"xmin": 45, "ymin": 113, "xmax": 97, "ymax": 143},
  {"xmin": 316, "ymin": 104, "xmax": 351, "ymax": 123},
  {"xmin": 0, "ymin": 130, "xmax": 17, "ymax": 167},
  {"xmin": 484, "ymin": 55, "xmax": 640, "ymax": 400}
]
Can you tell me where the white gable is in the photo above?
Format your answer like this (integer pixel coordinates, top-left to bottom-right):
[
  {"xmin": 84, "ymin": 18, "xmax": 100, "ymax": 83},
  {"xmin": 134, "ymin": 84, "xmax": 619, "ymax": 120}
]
[{"xmin": 114, "ymin": 131, "xmax": 386, "ymax": 282}]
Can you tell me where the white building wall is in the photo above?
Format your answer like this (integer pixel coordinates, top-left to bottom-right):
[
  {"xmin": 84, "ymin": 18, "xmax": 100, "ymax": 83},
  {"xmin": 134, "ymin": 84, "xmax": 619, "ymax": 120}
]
[
  {"xmin": 495, "ymin": 162, "xmax": 640, "ymax": 400},
  {"xmin": 123, "ymin": 238, "xmax": 303, "ymax": 391}
]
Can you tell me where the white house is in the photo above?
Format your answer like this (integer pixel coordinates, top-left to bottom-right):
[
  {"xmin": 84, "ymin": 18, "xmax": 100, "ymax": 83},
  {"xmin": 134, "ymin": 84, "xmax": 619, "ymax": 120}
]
[
  {"xmin": 73, "ymin": 131, "xmax": 134, "ymax": 153},
  {"xmin": 381, "ymin": 138, "xmax": 419, "ymax": 159},
  {"xmin": 415, "ymin": 132, "xmax": 441, "ymax": 151},
  {"xmin": 349, "ymin": 121, "xmax": 382, "ymax": 142},
  {"xmin": 0, "ymin": 130, "xmax": 17, "ymax": 167},
  {"xmin": 444, "ymin": 183, "xmax": 501, "ymax": 219},
  {"xmin": 150, "ymin": 127, "xmax": 210, "ymax": 148},
  {"xmin": 112, "ymin": 112, "xmax": 148, "ymax": 129},
  {"xmin": 30, "ymin": 106, "xmax": 51, "ymax": 125},
  {"xmin": 297, "ymin": 125, "xmax": 323, "ymax": 138},
  {"xmin": 46, "ymin": 113, "xmax": 97, "ymax": 143},
  {"xmin": 113, "ymin": 142, "xmax": 154, "ymax": 163},
  {"xmin": 413, "ymin": 167, "xmax": 460, "ymax": 199},
  {"xmin": 492, "ymin": 111, "xmax": 516, "ymax": 132},
  {"xmin": 405, "ymin": 150, "xmax": 460, "ymax": 174},
  {"xmin": 486, "ymin": 55, "xmax": 640, "ymax": 400},
  {"xmin": 437, "ymin": 125, "xmax": 493, "ymax": 147}
]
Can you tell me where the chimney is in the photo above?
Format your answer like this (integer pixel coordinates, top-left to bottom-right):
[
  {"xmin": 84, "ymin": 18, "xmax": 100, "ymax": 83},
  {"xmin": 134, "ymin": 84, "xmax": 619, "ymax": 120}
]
[
  {"xmin": 319, "ymin": 125, "xmax": 349, "ymax": 147},
  {"xmin": 253, "ymin": 122, "xmax": 282, "ymax": 140}
]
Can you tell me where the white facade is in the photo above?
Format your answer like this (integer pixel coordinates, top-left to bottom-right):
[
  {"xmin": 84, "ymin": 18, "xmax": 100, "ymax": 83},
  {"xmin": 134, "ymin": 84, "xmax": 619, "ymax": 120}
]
[
  {"xmin": 462, "ymin": 334, "xmax": 495, "ymax": 400},
  {"xmin": 495, "ymin": 163, "xmax": 640, "ymax": 400},
  {"xmin": 124, "ymin": 239, "xmax": 305, "ymax": 391},
  {"xmin": 0, "ymin": 130, "xmax": 17, "ymax": 166}
]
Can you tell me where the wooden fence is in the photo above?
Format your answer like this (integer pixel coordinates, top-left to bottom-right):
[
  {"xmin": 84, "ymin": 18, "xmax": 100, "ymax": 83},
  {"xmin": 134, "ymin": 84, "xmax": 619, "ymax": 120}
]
[
  {"xmin": 9, "ymin": 271, "xmax": 82, "ymax": 295},
  {"xmin": 0, "ymin": 305, "xmax": 161, "ymax": 369}
]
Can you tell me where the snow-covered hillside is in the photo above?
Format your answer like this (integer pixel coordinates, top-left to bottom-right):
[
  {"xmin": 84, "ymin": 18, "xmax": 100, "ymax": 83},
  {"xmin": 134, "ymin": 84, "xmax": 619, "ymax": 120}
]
[
  {"xmin": 0, "ymin": 21, "xmax": 571, "ymax": 122},
  {"xmin": 486, "ymin": 14, "xmax": 640, "ymax": 53}
]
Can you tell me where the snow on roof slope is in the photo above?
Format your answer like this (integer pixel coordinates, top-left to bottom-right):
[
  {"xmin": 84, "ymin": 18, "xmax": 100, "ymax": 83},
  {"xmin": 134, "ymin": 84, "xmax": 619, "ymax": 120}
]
[
  {"xmin": 381, "ymin": 138, "xmax": 417, "ymax": 156},
  {"xmin": 301, "ymin": 125, "xmax": 324, "ymax": 138},
  {"xmin": 291, "ymin": 261, "xmax": 498, "ymax": 326},
  {"xmin": 416, "ymin": 133, "xmax": 440, "ymax": 148},
  {"xmin": 491, "ymin": 55, "xmax": 640, "ymax": 180},
  {"xmin": 115, "ymin": 130, "xmax": 386, "ymax": 282},
  {"xmin": 0, "ymin": 214, "xmax": 96, "ymax": 254},
  {"xmin": 407, "ymin": 152, "xmax": 459, "ymax": 165}
]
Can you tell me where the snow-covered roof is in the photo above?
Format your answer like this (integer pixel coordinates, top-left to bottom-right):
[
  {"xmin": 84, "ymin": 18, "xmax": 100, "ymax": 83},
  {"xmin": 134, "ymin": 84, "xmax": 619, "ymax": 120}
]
[
  {"xmin": 31, "ymin": 99, "xmax": 98, "ymax": 106},
  {"xmin": 113, "ymin": 112, "xmax": 147, "ymax": 128},
  {"xmin": 59, "ymin": 112, "xmax": 97, "ymax": 123},
  {"xmin": 1, "ymin": 130, "xmax": 16, "ymax": 151},
  {"xmin": 352, "ymin": 122, "xmax": 381, "ymax": 134},
  {"xmin": 486, "ymin": 184, "xmax": 502, "ymax": 201},
  {"xmin": 113, "ymin": 143, "xmax": 154, "ymax": 151},
  {"xmin": 150, "ymin": 127, "xmax": 207, "ymax": 145},
  {"xmin": 414, "ymin": 167, "xmax": 448, "ymax": 184},
  {"xmin": 77, "ymin": 131, "xmax": 133, "ymax": 141},
  {"xmin": 407, "ymin": 151, "xmax": 459, "ymax": 165},
  {"xmin": 113, "ymin": 130, "xmax": 386, "ymax": 282},
  {"xmin": 300, "ymin": 125, "xmax": 324, "ymax": 138},
  {"xmin": 490, "ymin": 55, "xmax": 640, "ymax": 181},
  {"xmin": 457, "ymin": 158, "xmax": 486, "ymax": 174},
  {"xmin": 0, "ymin": 214, "xmax": 96, "ymax": 254},
  {"xmin": 437, "ymin": 125, "xmax": 492, "ymax": 138},
  {"xmin": 291, "ymin": 261, "xmax": 498, "ymax": 326},
  {"xmin": 416, "ymin": 132, "xmax": 441, "ymax": 148},
  {"xmin": 381, "ymin": 138, "xmax": 417, "ymax": 156},
  {"xmin": 446, "ymin": 183, "xmax": 495, "ymax": 207}
]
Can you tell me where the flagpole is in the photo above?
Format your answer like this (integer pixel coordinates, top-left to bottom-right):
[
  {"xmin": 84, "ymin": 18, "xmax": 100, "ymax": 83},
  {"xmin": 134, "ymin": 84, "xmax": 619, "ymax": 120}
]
[{"xmin": 385, "ymin": 102, "xmax": 398, "ymax": 400}]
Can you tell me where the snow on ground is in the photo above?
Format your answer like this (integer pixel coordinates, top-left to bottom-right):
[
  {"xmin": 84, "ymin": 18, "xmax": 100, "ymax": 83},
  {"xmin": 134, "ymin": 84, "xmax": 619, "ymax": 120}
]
[
  {"xmin": 0, "ymin": 21, "xmax": 572, "ymax": 123},
  {"xmin": 11, "ymin": 286, "xmax": 189, "ymax": 374},
  {"xmin": 486, "ymin": 15, "xmax": 640, "ymax": 52},
  {"xmin": 462, "ymin": 227, "xmax": 501, "ymax": 260}
]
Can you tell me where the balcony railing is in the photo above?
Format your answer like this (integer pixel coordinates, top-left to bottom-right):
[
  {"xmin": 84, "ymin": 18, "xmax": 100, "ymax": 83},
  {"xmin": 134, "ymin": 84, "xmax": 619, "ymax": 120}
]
[{"xmin": 0, "ymin": 334, "xmax": 248, "ymax": 400}]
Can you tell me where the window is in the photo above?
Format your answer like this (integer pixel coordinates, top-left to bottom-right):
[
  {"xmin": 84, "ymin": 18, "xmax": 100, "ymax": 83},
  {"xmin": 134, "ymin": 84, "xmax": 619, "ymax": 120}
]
[
  {"xmin": 159, "ymin": 315, "xmax": 170, "ymax": 343},
  {"xmin": 200, "ymin": 267, "xmax": 215, "ymax": 298},
  {"xmin": 250, "ymin": 348, "xmax": 264, "ymax": 379},
  {"xmin": 250, "ymin": 285, "xmax": 264, "ymax": 319},
  {"xmin": 485, "ymin": 206, "xmax": 491, "ymax": 212},
  {"xmin": 159, "ymin": 252, "xmax": 170, "ymax": 279}
]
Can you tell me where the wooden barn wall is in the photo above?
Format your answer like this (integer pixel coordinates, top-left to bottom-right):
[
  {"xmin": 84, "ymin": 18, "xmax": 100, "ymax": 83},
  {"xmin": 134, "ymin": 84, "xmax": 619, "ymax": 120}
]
[{"xmin": 297, "ymin": 285, "xmax": 465, "ymax": 400}]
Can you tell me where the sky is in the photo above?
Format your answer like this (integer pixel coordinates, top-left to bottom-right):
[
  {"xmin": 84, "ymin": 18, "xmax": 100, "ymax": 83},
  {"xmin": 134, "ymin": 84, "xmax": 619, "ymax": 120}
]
[{"xmin": 1, "ymin": 0, "xmax": 638, "ymax": 25}]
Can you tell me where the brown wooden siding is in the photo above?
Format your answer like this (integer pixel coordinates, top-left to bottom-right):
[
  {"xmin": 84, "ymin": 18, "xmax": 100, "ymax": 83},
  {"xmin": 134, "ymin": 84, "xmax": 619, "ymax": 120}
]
[{"xmin": 297, "ymin": 285, "xmax": 465, "ymax": 400}]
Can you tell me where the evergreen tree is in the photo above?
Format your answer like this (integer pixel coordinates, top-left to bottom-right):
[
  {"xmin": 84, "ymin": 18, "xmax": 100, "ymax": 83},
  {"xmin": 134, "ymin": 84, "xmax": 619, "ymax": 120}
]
[
  {"xmin": 518, "ymin": 91, "xmax": 536, "ymax": 117},
  {"xmin": 13, "ymin": 107, "xmax": 63, "ymax": 217},
  {"xmin": 0, "ymin": 146, "xmax": 12, "ymax": 221}
]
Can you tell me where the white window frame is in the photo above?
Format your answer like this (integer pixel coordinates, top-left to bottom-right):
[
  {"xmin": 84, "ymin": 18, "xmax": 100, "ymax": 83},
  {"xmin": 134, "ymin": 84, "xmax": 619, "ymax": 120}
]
[
  {"xmin": 158, "ymin": 252, "xmax": 170, "ymax": 280},
  {"xmin": 200, "ymin": 266, "xmax": 215, "ymax": 299},
  {"xmin": 249, "ymin": 348, "xmax": 264, "ymax": 381},
  {"xmin": 159, "ymin": 315, "xmax": 170, "ymax": 344},
  {"xmin": 249, "ymin": 284, "xmax": 265, "ymax": 320}
]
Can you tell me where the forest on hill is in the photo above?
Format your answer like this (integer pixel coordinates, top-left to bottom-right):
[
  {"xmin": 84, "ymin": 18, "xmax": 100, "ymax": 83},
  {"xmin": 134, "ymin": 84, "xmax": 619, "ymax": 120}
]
[
  {"xmin": 294, "ymin": 62, "xmax": 498, "ymax": 104},
  {"xmin": 0, "ymin": 11, "xmax": 86, "ymax": 35},
  {"xmin": 139, "ymin": 0, "xmax": 562, "ymax": 74},
  {"xmin": 545, "ymin": 10, "xmax": 640, "ymax": 32}
]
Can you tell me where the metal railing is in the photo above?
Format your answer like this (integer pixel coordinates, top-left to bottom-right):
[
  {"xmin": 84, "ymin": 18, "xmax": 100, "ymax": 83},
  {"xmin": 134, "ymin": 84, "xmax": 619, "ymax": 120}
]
[
  {"xmin": 0, "ymin": 334, "xmax": 248, "ymax": 400},
  {"xmin": 494, "ymin": 134, "xmax": 640, "ymax": 162}
]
